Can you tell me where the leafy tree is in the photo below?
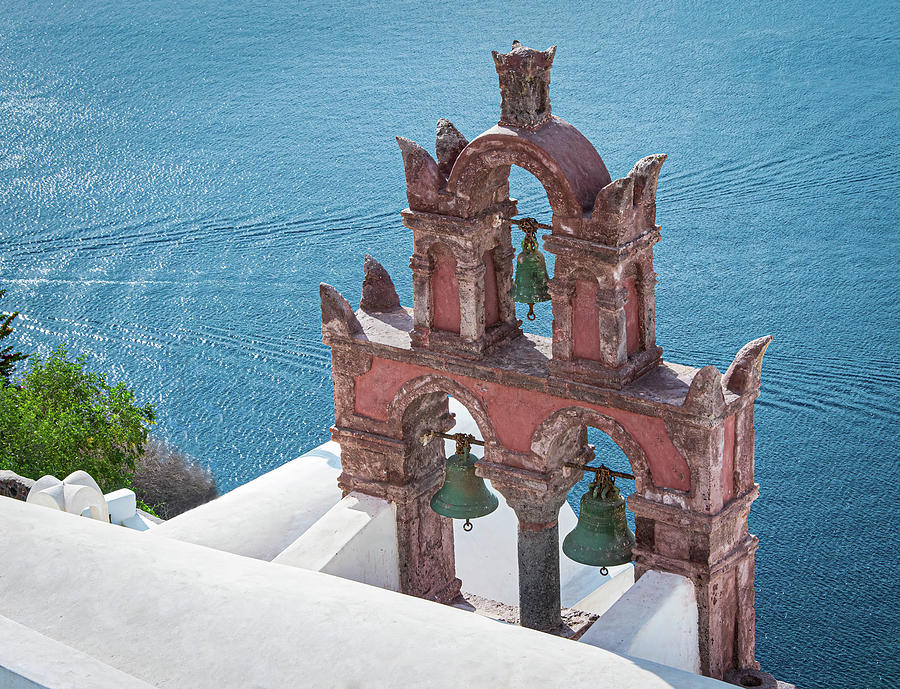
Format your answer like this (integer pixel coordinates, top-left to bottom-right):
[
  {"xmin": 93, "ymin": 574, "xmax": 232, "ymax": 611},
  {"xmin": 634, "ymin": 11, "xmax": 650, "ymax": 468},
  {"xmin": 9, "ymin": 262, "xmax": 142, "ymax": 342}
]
[
  {"xmin": 0, "ymin": 289, "xmax": 27, "ymax": 383},
  {"xmin": 0, "ymin": 345, "xmax": 156, "ymax": 492}
]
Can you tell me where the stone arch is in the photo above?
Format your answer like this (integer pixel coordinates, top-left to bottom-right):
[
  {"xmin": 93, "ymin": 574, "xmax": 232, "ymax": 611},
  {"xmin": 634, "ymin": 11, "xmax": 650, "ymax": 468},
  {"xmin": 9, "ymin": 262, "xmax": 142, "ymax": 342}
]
[
  {"xmin": 530, "ymin": 406, "xmax": 652, "ymax": 495},
  {"xmin": 388, "ymin": 374, "xmax": 499, "ymax": 455},
  {"xmin": 447, "ymin": 137, "xmax": 584, "ymax": 219}
]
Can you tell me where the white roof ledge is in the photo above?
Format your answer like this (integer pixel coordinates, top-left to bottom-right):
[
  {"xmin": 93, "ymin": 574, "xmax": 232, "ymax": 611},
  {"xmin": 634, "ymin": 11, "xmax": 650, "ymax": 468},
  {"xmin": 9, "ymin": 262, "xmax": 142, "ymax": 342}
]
[
  {"xmin": 0, "ymin": 498, "xmax": 732, "ymax": 689},
  {"xmin": 0, "ymin": 614, "xmax": 156, "ymax": 689},
  {"xmin": 148, "ymin": 441, "xmax": 343, "ymax": 561}
]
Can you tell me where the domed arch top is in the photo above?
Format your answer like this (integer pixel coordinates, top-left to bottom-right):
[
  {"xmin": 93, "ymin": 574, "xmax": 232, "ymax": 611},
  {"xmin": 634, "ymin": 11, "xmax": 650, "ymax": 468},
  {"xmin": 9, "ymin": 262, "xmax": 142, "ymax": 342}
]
[{"xmin": 446, "ymin": 117, "xmax": 612, "ymax": 218}]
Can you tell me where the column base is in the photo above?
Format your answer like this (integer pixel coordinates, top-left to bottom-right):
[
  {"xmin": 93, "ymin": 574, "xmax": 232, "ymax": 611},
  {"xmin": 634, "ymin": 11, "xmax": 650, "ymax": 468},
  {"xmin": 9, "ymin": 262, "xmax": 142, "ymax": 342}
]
[{"xmin": 427, "ymin": 576, "xmax": 463, "ymax": 605}]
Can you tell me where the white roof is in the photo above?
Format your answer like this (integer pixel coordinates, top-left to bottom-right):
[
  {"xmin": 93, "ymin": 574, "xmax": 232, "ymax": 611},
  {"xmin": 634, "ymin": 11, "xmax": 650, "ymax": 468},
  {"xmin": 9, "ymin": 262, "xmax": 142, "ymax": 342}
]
[{"xmin": 0, "ymin": 497, "xmax": 729, "ymax": 689}]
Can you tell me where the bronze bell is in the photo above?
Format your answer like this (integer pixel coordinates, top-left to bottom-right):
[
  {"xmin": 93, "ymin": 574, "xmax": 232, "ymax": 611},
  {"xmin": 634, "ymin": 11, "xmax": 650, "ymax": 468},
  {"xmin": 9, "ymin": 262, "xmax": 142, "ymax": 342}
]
[
  {"xmin": 562, "ymin": 466, "xmax": 635, "ymax": 573},
  {"xmin": 430, "ymin": 435, "xmax": 499, "ymax": 531},
  {"xmin": 509, "ymin": 217, "xmax": 551, "ymax": 320}
]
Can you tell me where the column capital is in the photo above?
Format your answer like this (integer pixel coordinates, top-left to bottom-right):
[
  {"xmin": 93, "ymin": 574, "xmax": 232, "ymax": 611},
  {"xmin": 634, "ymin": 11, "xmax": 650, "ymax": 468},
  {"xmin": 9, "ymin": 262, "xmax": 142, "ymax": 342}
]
[{"xmin": 481, "ymin": 461, "xmax": 581, "ymax": 526}]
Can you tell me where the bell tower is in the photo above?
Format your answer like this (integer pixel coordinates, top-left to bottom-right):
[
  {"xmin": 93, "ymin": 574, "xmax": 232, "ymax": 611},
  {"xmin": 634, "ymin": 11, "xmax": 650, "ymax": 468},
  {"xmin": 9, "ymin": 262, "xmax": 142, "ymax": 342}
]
[{"xmin": 321, "ymin": 43, "xmax": 772, "ymax": 682}]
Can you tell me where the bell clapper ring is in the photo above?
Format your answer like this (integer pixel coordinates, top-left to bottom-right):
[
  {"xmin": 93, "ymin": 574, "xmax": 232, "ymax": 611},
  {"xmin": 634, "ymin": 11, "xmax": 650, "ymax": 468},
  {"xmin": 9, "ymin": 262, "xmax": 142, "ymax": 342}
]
[
  {"xmin": 599, "ymin": 566, "xmax": 609, "ymax": 576},
  {"xmin": 463, "ymin": 519, "xmax": 473, "ymax": 532},
  {"xmin": 526, "ymin": 303, "xmax": 536, "ymax": 321}
]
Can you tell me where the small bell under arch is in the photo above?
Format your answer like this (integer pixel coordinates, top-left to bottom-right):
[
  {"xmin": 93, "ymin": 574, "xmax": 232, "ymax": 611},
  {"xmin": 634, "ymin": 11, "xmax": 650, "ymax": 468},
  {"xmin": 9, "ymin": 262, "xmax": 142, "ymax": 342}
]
[
  {"xmin": 563, "ymin": 465, "xmax": 636, "ymax": 574},
  {"xmin": 428, "ymin": 432, "xmax": 499, "ymax": 532},
  {"xmin": 508, "ymin": 217, "xmax": 551, "ymax": 320}
]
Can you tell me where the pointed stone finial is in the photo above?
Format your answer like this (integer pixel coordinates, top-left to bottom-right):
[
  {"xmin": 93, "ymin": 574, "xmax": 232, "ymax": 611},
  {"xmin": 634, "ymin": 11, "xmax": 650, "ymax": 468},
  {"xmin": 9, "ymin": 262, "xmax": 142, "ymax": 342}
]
[
  {"xmin": 683, "ymin": 365, "xmax": 726, "ymax": 417},
  {"xmin": 435, "ymin": 119, "xmax": 469, "ymax": 177},
  {"xmin": 396, "ymin": 136, "xmax": 444, "ymax": 212},
  {"xmin": 491, "ymin": 42, "xmax": 556, "ymax": 130},
  {"xmin": 723, "ymin": 336, "xmax": 773, "ymax": 394},
  {"xmin": 320, "ymin": 283, "xmax": 363, "ymax": 340},
  {"xmin": 629, "ymin": 154, "xmax": 667, "ymax": 207},
  {"xmin": 360, "ymin": 255, "xmax": 401, "ymax": 312},
  {"xmin": 592, "ymin": 176, "xmax": 635, "ymax": 217}
]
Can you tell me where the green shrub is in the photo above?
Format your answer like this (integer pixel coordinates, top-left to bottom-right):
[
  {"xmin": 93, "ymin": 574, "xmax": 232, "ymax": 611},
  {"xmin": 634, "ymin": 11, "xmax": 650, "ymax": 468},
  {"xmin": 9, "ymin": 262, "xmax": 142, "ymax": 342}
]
[{"xmin": 0, "ymin": 345, "xmax": 155, "ymax": 493}]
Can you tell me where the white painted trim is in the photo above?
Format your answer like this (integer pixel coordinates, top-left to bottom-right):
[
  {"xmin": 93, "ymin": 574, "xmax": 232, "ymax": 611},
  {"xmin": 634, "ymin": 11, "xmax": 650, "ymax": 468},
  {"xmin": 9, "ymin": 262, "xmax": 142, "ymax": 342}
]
[
  {"xmin": 0, "ymin": 615, "xmax": 156, "ymax": 689},
  {"xmin": 273, "ymin": 492, "xmax": 400, "ymax": 591}
]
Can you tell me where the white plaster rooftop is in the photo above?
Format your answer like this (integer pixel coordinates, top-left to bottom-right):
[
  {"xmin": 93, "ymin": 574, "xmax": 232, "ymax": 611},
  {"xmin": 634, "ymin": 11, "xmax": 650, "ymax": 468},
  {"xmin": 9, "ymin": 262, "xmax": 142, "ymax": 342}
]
[
  {"xmin": 148, "ymin": 440, "xmax": 343, "ymax": 560},
  {"xmin": 0, "ymin": 497, "xmax": 732, "ymax": 689}
]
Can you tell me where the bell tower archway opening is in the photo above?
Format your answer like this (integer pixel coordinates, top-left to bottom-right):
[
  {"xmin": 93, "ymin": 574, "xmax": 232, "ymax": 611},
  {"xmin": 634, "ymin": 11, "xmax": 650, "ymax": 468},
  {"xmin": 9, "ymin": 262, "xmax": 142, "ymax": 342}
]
[
  {"xmin": 507, "ymin": 164, "xmax": 556, "ymax": 330},
  {"xmin": 568, "ymin": 428, "xmax": 637, "ymax": 532},
  {"xmin": 442, "ymin": 395, "xmax": 520, "ymax": 609}
]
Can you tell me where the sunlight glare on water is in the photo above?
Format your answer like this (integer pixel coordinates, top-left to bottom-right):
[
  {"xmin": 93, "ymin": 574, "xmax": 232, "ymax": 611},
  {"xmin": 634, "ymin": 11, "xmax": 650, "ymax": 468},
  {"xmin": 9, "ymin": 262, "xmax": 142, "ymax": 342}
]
[{"xmin": 1, "ymin": 2, "xmax": 897, "ymax": 686}]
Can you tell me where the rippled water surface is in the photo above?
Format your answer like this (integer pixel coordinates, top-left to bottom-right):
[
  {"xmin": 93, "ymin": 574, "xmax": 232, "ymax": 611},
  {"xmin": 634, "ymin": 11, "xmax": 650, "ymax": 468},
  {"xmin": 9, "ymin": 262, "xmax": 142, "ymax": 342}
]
[{"xmin": 2, "ymin": 2, "xmax": 897, "ymax": 686}]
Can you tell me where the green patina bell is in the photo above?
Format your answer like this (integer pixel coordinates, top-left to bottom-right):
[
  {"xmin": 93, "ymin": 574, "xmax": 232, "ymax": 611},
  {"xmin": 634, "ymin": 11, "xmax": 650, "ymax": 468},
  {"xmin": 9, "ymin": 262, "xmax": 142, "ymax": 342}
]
[
  {"xmin": 430, "ymin": 442, "xmax": 499, "ymax": 531},
  {"xmin": 563, "ymin": 469, "xmax": 635, "ymax": 572},
  {"xmin": 510, "ymin": 219, "xmax": 551, "ymax": 321}
]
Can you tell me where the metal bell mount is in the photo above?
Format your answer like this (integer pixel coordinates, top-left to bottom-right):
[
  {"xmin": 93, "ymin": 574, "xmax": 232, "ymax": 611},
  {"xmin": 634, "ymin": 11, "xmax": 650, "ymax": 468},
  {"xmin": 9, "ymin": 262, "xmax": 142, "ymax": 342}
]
[
  {"xmin": 423, "ymin": 431, "xmax": 499, "ymax": 532},
  {"xmin": 562, "ymin": 463, "xmax": 636, "ymax": 575},
  {"xmin": 507, "ymin": 216, "xmax": 551, "ymax": 321}
]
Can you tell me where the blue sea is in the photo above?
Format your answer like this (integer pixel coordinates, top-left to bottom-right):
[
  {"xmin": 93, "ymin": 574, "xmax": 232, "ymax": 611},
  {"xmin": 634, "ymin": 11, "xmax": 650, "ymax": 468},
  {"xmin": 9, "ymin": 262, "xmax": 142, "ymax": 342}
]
[{"xmin": 1, "ymin": 2, "xmax": 897, "ymax": 686}]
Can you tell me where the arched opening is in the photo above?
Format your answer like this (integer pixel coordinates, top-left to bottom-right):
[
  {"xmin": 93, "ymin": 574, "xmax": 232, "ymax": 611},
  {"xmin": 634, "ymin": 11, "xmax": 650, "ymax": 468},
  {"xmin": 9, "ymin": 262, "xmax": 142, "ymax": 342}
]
[
  {"xmin": 443, "ymin": 132, "xmax": 608, "ymax": 349},
  {"xmin": 530, "ymin": 406, "xmax": 651, "ymax": 492},
  {"xmin": 443, "ymin": 395, "xmax": 519, "ymax": 608},
  {"xmin": 529, "ymin": 407, "xmax": 649, "ymax": 606},
  {"xmin": 568, "ymin": 428, "xmax": 636, "ymax": 533},
  {"xmin": 507, "ymin": 164, "xmax": 556, "ymax": 331},
  {"xmin": 391, "ymin": 376, "xmax": 516, "ymax": 607}
]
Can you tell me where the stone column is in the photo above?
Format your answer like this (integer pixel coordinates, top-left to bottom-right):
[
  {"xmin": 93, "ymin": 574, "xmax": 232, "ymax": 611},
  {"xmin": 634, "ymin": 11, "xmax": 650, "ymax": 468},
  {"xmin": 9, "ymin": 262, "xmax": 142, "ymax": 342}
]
[
  {"xmin": 596, "ymin": 285, "xmax": 628, "ymax": 368},
  {"xmin": 489, "ymin": 465, "xmax": 580, "ymax": 632},
  {"xmin": 639, "ymin": 264, "xmax": 658, "ymax": 351},
  {"xmin": 493, "ymin": 242, "xmax": 516, "ymax": 325},
  {"xmin": 516, "ymin": 520, "xmax": 561, "ymax": 631},
  {"xmin": 628, "ymin": 487, "xmax": 759, "ymax": 678},
  {"xmin": 409, "ymin": 252, "xmax": 432, "ymax": 348},
  {"xmin": 456, "ymin": 258, "xmax": 486, "ymax": 343},
  {"xmin": 548, "ymin": 275, "xmax": 575, "ymax": 362}
]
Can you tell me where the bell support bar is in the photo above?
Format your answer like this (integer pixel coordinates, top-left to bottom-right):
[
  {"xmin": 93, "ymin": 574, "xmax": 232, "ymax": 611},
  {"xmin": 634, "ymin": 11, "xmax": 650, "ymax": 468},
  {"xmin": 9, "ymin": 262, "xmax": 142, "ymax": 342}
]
[
  {"xmin": 504, "ymin": 216, "xmax": 552, "ymax": 233},
  {"xmin": 565, "ymin": 462, "xmax": 635, "ymax": 481},
  {"xmin": 421, "ymin": 430, "xmax": 485, "ymax": 456},
  {"xmin": 418, "ymin": 437, "xmax": 636, "ymax": 483}
]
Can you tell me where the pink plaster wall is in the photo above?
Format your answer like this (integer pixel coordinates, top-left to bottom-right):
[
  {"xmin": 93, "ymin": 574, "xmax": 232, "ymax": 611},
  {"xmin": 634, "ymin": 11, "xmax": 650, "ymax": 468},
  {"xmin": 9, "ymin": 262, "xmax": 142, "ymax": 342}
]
[
  {"xmin": 625, "ymin": 275, "xmax": 640, "ymax": 356},
  {"xmin": 722, "ymin": 415, "xmax": 736, "ymax": 503},
  {"xmin": 353, "ymin": 357, "xmax": 691, "ymax": 492},
  {"xmin": 431, "ymin": 253, "xmax": 460, "ymax": 333},
  {"xmin": 572, "ymin": 279, "xmax": 601, "ymax": 361},
  {"xmin": 483, "ymin": 250, "xmax": 500, "ymax": 327}
]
